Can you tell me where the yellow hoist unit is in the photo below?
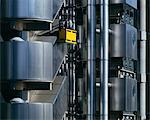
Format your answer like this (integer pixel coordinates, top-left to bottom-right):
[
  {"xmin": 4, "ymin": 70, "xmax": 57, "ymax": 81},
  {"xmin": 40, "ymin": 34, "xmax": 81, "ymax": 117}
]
[{"xmin": 59, "ymin": 28, "xmax": 77, "ymax": 45}]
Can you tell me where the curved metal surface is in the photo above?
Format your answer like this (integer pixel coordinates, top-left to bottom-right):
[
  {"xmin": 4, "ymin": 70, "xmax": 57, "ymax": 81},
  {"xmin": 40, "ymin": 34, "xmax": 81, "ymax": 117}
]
[
  {"xmin": 87, "ymin": 0, "xmax": 96, "ymax": 119},
  {"xmin": 0, "ymin": 41, "xmax": 53, "ymax": 81},
  {"xmin": 100, "ymin": 0, "xmax": 109, "ymax": 119},
  {"xmin": 139, "ymin": 0, "xmax": 147, "ymax": 119},
  {"xmin": 110, "ymin": 0, "xmax": 137, "ymax": 9},
  {"xmin": 1, "ymin": 76, "xmax": 68, "ymax": 120},
  {"xmin": 1, "ymin": 0, "xmax": 63, "ymax": 22},
  {"xmin": 1, "ymin": 103, "xmax": 53, "ymax": 120},
  {"xmin": 96, "ymin": 0, "xmax": 137, "ymax": 9},
  {"xmin": 110, "ymin": 24, "xmax": 137, "ymax": 60},
  {"xmin": 109, "ymin": 78, "xmax": 137, "ymax": 112},
  {"xmin": 147, "ymin": 41, "xmax": 150, "ymax": 119}
]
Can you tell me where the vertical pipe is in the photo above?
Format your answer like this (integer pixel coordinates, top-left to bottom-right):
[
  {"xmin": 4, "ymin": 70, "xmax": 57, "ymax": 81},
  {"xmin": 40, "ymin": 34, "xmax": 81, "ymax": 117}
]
[
  {"xmin": 100, "ymin": 0, "xmax": 109, "ymax": 120},
  {"xmin": 68, "ymin": 53, "xmax": 71, "ymax": 120},
  {"xmin": 87, "ymin": 0, "xmax": 96, "ymax": 119},
  {"xmin": 71, "ymin": 46, "xmax": 74, "ymax": 120},
  {"xmin": 140, "ymin": 0, "xmax": 147, "ymax": 119},
  {"xmin": 78, "ymin": 25, "xmax": 83, "ymax": 110}
]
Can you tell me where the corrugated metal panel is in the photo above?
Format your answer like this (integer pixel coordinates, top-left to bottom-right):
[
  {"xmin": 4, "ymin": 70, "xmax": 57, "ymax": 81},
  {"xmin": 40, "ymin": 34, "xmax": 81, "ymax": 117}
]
[
  {"xmin": 0, "ymin": 40, "xmax": 67, "ymax": 82},
  {"xmin": 5, "ymin": 103, "xmax": 53, "ymax": 120},
  {"xmin": 1, "ymin": 0, "xmax": 64, "ymax": 22}
]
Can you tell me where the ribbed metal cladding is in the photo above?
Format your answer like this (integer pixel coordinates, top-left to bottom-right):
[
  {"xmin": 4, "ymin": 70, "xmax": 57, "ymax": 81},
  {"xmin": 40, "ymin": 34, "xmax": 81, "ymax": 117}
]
[
  {"xmin": 1, "ymin": 103, "xmax": 53, "ymax": 120},
  {"xmin": 0, "ymin": 41, "xmax": 52, "ymax": 81},
  {"xmin": 0, "ymin": 41, "xmax": 67, "ymax": 82},
  {"xmin": 1, "ymin": 0, "xmax": 64, "ymax": 22}
]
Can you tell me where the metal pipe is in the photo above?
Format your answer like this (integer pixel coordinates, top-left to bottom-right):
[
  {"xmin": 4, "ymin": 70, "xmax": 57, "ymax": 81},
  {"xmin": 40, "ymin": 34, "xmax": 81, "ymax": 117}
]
[
  {"xmin": 100, "ymin": 0, "xmax": 109, "ymax": 120},
  {"xmin": 96, "ymin": 28, "xmax": 114, "ymax": 34},
  {"xmin": 78, "ymin": 25, "xmax": 84, "ymax": 111},
  {"xmin": 87, "ymin": 0, "xmax": 96, "ymax": 119},
  {"xmin": 140, "ymin": 0, "xmax": 147, "ymax": 119}
]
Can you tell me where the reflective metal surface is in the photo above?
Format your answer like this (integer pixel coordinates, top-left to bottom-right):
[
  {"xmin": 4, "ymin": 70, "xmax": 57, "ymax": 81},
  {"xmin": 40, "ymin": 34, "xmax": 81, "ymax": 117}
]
[
  {"xmin": 1, "ymin": 76, "xmax": 68, "ymax": 120},
  {"xmin": 0, "ymin": 40, "xmax": 67, "ymax": 82},
  {"xmin": 87, "ymin": 0, "xmax": 96, "ymax": 119},
  {"xmin": 100, "ymin": 0, "xmax": 109, "ymax": 120},
  {"xmin": 139, "ymin": 0, "xmax": 147, "ymax": 119},
  {"xmin": 147, "ymin": 77, "xmax": 150, "ymax": 119},
  {"xmin": 96, "ymin": 0, "xmax": 137, "ymax": 9},
  {"xmin": 110, "ymin": 0, "xmax": 137, "ymax": 9},
  {"xmin": 109, "ymin": 77, "xmax": 137, "ymax": 112},
  {"xmin": 1, "ymin": 103, "xmax": 53, "ymax": 120},
  {"xmin": 147, "ymin": 40, "xmax": 150, "ymax": 119},
  {"xmin": 110, "ymin": 24, "xmax": 137, "ymax": 60},
  {"xmin": 53, "ymin": 0, "xmax": 64, "ymax": 19},
  {"xmin": 1, "ymin": 41, "xmax": 52, "ymax": 81},
  {"xmin": 1, "ymin": 0, "xmax": 63, "ymax": 22}
]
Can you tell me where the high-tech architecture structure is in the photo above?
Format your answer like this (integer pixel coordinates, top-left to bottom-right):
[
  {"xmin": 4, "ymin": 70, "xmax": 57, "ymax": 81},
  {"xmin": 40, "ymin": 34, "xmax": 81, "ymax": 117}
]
[{"xmin": 0, "ymin": 0, "xmax": 150, "ymax": 120}]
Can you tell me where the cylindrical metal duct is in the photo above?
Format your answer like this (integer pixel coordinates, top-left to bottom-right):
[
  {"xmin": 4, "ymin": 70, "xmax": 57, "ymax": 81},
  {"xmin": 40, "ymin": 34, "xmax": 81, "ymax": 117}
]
[
  {"xmin": 147, "ymin": 45, "xmax": 150, "ymax": 115},
  {"xmin": 110, "ymin": 0, "xmax": 137, "ymax": 9},
  {"xmin": 1, "ymin": 0, "xmax": 63, "ymax": 22},
  {"xmin": 0, "ymin": 41, "xmax": 53, "ymax": 81},
  {"xmin": 110, "ymin": 24, "xmax": 137, "ymax": 60},
  {"xmin": 139, "ymin": 0, "xmax": 147, "ymax": 119},
  {"xmin": 87, "ymin": 0, "xmax": 96, "ymax": 119},
  {"xmin": 146, "ymin": 0, "xmax": 150, "ymax": 118},
  {"xmin": 1, "ymin": 103, "xmax": 53, "ymax": 120},
  {"xmin": 1, "ymin": 0, "xmax": 52, "ymax": 21},
  {"xmin": 100, "ymin": 0, "xmax": 109, "ymax": 120}
]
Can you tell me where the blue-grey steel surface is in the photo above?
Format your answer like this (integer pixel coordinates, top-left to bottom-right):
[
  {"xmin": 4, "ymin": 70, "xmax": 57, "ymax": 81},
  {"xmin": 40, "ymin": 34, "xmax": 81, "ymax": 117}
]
[
  {"xmin": 139, "ymin": 0, "xmax": 147, "ymax": 119},
  {"xmin": 87, "ymin": 0, "xmax": 96, "ymax": 119},
  {"xmin": 53, "ymin": 0, "xmax": 64, "ymax": 18},
  {"xmin": 53, "ymin": 76, "xmax": 68, "ymax": 120},
  {"xmin": 0, "ymin": 40, "xmax": 67, "ymax": 82},
  {"xmin": 110, "ymin": 24, "xmax": 137, "ymax": 60},
  {"xmin": 6, "ymin": 103, "xmax": 53, "ymax": 120},
  {"xmin": 0, "ymin": 41, "xmax": 52, "ymax": 81},
  {"xmin": 109, "ymin": 77, "xmax": 137, "ymax": 112},
  {"xmin": 100, "ymin": 0, "xmax": 109, "ymax": 120},
  {"xmin": 147, "ymin": 41, "xmax": 150, "ymax": 119},
  {"xmin": 110, "ymin": 0, "xmax": 137, "ymax": 9},
  {"xmin": 1, "ymin": 76, "xmax": 68, "ymax": 120},
  {"xmin": 96, "ymin": 0, "xmax": 137, "ymax": 9},
  {"xmin": 1, "ymin": 0, "xmax": 63, "ymax": 22}
]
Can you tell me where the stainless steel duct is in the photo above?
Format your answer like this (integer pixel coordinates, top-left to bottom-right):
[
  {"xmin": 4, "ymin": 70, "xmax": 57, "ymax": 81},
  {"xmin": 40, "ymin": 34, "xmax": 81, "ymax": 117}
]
[
  {"xmin": 140, "ymin": 0, "xmax": 147, "ymax": 119},
  {"xmin": 0, "ymin": 38, "xmax": 67, "ymax": 82},
  {"xmin": 87, "ymin": 0, "xmax": 96, "ymax": 119},
  {"xmin": 1, "ymin": 0, "xmax": 64, "ymax": 22},
  {"xmin": 100, "ymin": 0, "xmax": 109, "ymax": 120}
]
